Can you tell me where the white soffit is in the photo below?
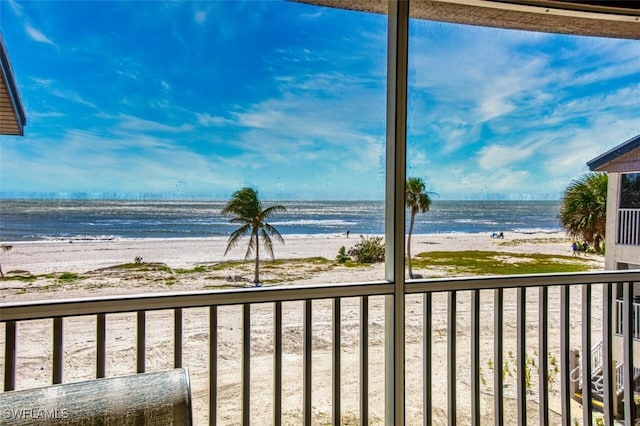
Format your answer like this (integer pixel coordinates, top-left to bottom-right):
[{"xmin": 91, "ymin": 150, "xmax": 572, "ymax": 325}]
[{"xmin": 294, "ymin": 0, "xmax": 640, "ymax": 40}]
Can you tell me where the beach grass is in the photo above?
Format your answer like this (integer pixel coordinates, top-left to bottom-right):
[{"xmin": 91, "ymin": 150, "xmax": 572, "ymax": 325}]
[
  {"xmin": 1, "ymin": 247, "xmax": 600, "ymax": 296},
  {"xmin": 174, "ymin": 265, "xmax": 208, "ymax": 274},
  {"xmin": 57, "ymin": 272, "xmax": 83, "ymax": 282},
  {"xmin": 497, "ymin": 237, "xmax": 569, "ymax": 246},
  {"xmin": 413, "ymin": 250, "xmax": 594, "ymax": 276},
  {"xmin": 99, "ymin": 262, "xmax": 173, "ymax": 273}
]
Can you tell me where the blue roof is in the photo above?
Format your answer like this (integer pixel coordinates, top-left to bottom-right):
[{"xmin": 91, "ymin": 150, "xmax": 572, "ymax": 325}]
[{"xmin": 587, "ymin": 134, "xmax": 640, "ymax": 171}]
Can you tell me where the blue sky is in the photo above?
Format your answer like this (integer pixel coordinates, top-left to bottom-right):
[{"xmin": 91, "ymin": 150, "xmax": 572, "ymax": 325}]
[{"xmin": 0, "ymin": 0, "xmax": 638, "ymax": 200}]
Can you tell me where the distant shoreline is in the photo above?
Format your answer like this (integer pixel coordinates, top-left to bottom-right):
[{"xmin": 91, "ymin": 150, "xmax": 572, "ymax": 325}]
[{"xmin": 0, "ymin": 228, "xmax": 565, "ymax": 244}]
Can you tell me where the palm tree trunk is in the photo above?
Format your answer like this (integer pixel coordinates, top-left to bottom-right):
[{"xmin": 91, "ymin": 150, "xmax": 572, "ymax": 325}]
[
  {"xmin": 254, "ymin": 231, "xmax": 260, "ymax": 285},
  {"xmin": 408, "ymin": 210, "xmax": 416, "ymax": 279}
]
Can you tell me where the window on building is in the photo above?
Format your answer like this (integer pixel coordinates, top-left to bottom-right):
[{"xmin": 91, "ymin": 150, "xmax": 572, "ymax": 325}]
[{"xmin": 620, "ymin": 173, "xmax": 640, "ymax": 208}]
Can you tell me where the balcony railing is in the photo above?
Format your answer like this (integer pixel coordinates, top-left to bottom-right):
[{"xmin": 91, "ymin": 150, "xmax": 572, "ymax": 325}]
[
  {"xmin": 618, "ymin": 209, "xmax": 640, "ymax": 246},
  {"xmin": 615, "ymin": 299, "xmax": 640, "ymax": 340},
  {"xmin": 1, "ymin": 270, "xmax": 639, "ymax": 425}
]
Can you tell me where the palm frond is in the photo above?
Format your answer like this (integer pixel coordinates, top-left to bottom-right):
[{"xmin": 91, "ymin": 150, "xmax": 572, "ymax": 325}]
[
  {"xmin": 406, "ymin": 177, "xmax": 433, "ymax": 213},
  {"xmin": 224, "ymin": 224, "xmax": 251, "ymax": 256},
  {"xmin": 221, "ymin": 187, "xmax": 262, "ymax": 218},
  {"xmin": 244, "ymin": 229, "xmax": 257, "ymax": 260},
  {"xmin": 229, "ymin": 217, "xmax": 252, "ymax": 224},
  {"xmin": 222, "ymin": 188, "xmax": 286, "ymax": 276},
  {"xmin": 263, "ymin": 223, "xmax": 285, "ymax": 243},
  {"xmin": 261, "ymin": 204, "xmax": 286, "ymax": 220},
  {"xmin": 260, "ymin": 228, "xmax": 275, "ymax": 259},
  {"xmin": 559, "ymin": 172, "xmax": 607, "ymax": 248}
]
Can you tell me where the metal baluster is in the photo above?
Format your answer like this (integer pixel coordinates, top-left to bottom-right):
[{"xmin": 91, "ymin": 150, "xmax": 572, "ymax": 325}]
[
  {"xmin": 603, "ymin": 283, "xmax": 614, "ymax": 424},
  {"xmin": 623, "ymin": 281, "xmax": 635, "ymax": 424},
  {"xmin": 136, "ymin": 311, "xmax": 145, "ymax": 373},
  {"xmin": 448, "ymin": 291, "xmax": 456, "ymax": 426},
  {"xmin": 210, "ymin": 306, "xmax": 217, "ymax": 426},
  {"xmin": 174, "ymin": 308, "xmax": 182, "ymax": 368},
  {"xmin": 97, "ymin": 313, "xmax": 106, "ymax": 378},
  {"xmin": 53, "ymin": 317, "xmax": 63, "ymax": 384},
  {"xmin": 494, "ymin": 289, "xmax": 503, "ymax": 426},
  {"xmin": 539, "ymin": 286, "xmax": 549, "ymax": 425},
  {"xmin": 582, "ymin": 284, "xmax": 593, "ymax": 425},
  {"xmin": 304, "ymin": 299, "xmax": 312, "ymax": 426},
  {"xmin": 361, "ymin": 296, "xmax": 369, "ymax": 425},
  {"xmin": 4, "ymin": 321, "xmax": 16, "ymax": 391},
  {"xmin": 243, "ymin": 304, "xmax": 251, "ymax": 424},
  {"xmin": 424, "ymin": 293, "xmax": 432, "ymax": 426},
  {"xmin": 560, "ymin": 286, "xmax": 571, "ymax": 426},
  {"xmin": 332, "ymin": 298, "xmax": 341, "ymax": 426},
  {"xmin": 516, "ymin": 288, "xmax": 526, "ymax": 426},
  {"xmin": 471, "ymin": 290, "xmax": 480, "ymax": 426},
  {"xmin": 275, "ymin": 302, "xmax": 283, "ymax": 426}
]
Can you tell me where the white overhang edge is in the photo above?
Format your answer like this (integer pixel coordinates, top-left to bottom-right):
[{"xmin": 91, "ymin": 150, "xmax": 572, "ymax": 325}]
[{"xmin": 294, "ymin": 0, "xmax": 640, "ymax": 40}]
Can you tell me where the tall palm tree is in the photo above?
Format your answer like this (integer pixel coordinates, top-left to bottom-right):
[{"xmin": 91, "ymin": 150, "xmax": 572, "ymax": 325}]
[
  {"xmin": 222, "ymin": 187, "xmax": 286, "ymax": 285},
  {"xmin": 559, "ymin": 172, "xmax": 607, "ymax": 253},
  {"xmin": 406, "ymin": 177, "xmax": 432, "ymax": 278}
]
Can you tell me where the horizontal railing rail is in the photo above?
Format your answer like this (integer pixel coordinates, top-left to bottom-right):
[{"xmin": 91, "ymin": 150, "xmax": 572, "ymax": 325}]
[
  {"xmin": 0, "ymin": 281, "xmax": 392, "ymax": 322},
  {"xmin": 406, "ymin": 270, "xmax": 640, "ymax": 293},
  {"xmin": 2, "ymin": 269, "xmax": 640, "ymax": 425},
  {"xmin": 4, "ymin": 271, "xmax": 638, "ymax": 322}
]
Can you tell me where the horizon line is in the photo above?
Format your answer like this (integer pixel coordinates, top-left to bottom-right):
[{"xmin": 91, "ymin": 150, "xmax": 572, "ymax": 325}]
[{"xmin": 0, "ymin": 192, "xmax": 563, "ymax": 202}]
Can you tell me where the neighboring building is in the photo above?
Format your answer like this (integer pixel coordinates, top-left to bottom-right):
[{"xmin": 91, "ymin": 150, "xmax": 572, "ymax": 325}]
[
  {"xmin": 0, "ymin": 32, "xmax": 26, "ymax": 136},
  {"xmin": 588, "ymin": 134, "xmax": 640, "ymax": 271},
  {"xmin": 0, "ymin": 33, "xmax": 24, "ymax": 277},
  {"xmin": 571, "ymin": 135, "xmax": 640, "ymax": 417}
]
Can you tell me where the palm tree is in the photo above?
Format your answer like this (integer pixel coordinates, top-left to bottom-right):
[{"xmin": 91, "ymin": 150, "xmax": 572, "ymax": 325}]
[
  {"xmin": 222, "ymin": 187, "xmax": 286, "ymax": 285},
  {"xmin": 406, "ymin": 177, "xmax": 432, "ymax": 278},
  {"xmin": 559, "ymin": 172, "xmax": 607, "ymax": 253}
]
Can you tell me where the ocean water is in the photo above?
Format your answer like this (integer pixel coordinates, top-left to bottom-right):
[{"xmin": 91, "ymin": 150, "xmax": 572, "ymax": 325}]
[{"xmin": 0, "ymin": 199, "xmax": 562, "ymax": 242}]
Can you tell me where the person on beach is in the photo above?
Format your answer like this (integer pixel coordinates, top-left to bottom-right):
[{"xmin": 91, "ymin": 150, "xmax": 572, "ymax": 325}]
[{"xmin": 572, "ymin": 242, "xmax": 579, "ymax": 256}]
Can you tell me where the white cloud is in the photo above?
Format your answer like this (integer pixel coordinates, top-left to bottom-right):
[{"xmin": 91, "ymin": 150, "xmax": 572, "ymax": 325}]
[
  {"xmin": 7, "ymin": 0, "xmax": 23, "ymax": 16},
  {"xmin": 50, "ymin": 88, "xmax": 96, "ymax": 109},
  {"xmin": 194, "ymin": 10, "xmax": 207, "ymax": 24},
  {"xmin": 25, "ymin": 24, "xmax": 55, "ymax": 45},
  {"xmin": 29, "ymin": 111, "xmax": 66, "ymax": 118},
  {"xmin": 196, "ymin": 113, "xmax": 234, "ymax": 127},
  {"xmin": 0, "ymin": 129, "xmax": 236, "ymax": 195},
  {"xmin": 477, "ymin": 144, "xmax": 535, "ymax": 170},
  {"xmin": 116, "ymin": 114, "xmax": 194, "ymax": 133},
  {"xmin": 423, "ymin": 164, "xmax": 532, "ymax": 196},
  {"xmin": 300, "ymin": 10, "xmax": 324, "ymax": 20}
]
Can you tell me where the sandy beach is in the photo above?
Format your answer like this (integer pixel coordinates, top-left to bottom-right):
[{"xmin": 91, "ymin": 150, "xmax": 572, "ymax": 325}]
[
  {"xmin": 0, "ymin": 232, "xmax": 604, "ymax": 424},
  {"xmin": 0, "ymin": 231, "xmax": 598, "ymax": 297}
]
